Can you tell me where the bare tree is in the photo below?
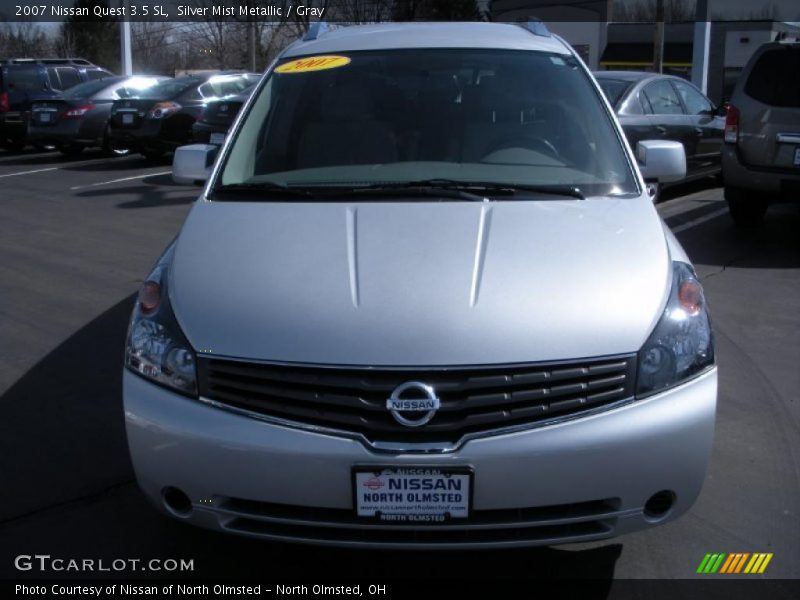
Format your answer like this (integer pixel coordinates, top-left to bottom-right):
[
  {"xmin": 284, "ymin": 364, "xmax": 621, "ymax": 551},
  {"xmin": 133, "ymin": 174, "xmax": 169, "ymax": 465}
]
[
  {"xmin": 0, "ymin": 20, "xmax": 50, "ymax": 57},
  {"xmin": 613, "ymin": 0, "xmax": 695, "ymax": 22}
]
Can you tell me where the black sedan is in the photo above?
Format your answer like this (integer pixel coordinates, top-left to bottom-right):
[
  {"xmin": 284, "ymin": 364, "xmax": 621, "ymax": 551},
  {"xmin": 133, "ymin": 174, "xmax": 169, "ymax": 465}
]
[
  {"xmin": 191, "ymin": 85, "xmax": 255, "ymax": 145},
  {"xmin": 27, "ymin": 76, "xmax": 168, "ymax": 156},
  {"xmin": 108, "ymin": 72, "xmax": 258, "ymax": 160},
  {"xmin": 594, "ymin": 71, "xmax": 725, "ymax": 188}
]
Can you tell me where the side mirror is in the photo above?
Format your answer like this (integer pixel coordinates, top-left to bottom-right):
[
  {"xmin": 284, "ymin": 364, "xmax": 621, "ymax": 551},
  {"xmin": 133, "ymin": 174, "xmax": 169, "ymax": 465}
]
[
  {"xmin": 172, "ymin": 144, "xmax": 219, "ymax": 185},
  {"xmin": 636, "ymin": 140, "xmax": 686, "ymax": 183}
]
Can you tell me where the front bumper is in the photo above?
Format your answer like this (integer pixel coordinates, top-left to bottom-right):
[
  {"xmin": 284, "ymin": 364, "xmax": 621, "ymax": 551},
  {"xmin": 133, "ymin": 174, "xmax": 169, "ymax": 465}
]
[{"xmin": 124, "ymin": 367, "xmax": 717, "ymax": 549}]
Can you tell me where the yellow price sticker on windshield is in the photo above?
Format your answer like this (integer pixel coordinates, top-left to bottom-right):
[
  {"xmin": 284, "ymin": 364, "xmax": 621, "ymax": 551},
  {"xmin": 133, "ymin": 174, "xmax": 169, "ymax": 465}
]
[{"xmin": 275, "ymin": 55, "xmax": 351, "ymax": 74}]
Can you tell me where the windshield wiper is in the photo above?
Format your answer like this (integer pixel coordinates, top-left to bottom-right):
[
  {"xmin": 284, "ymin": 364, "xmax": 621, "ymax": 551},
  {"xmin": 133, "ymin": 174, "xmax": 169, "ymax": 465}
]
[
  {"xmin": 355, "ymin": 179, "xmax": 585, "ymax": 200},
  {"xmin": 506, "ymin": 184, "xmax": 585, "ymax": 200},
  {"xmin": 212, "ymin": 181, "xmax": 313, "ymax": 198}
]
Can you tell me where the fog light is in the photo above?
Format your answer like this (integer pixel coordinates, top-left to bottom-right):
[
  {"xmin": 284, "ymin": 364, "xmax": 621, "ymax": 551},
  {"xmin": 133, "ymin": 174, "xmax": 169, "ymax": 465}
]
[
  {"xmin": 162, "ymin": 487, "xmax": 193, "ymax": 517},
  {"xmin": 644, "ymin": 490, "xmax": 675, "ymax": 520}
]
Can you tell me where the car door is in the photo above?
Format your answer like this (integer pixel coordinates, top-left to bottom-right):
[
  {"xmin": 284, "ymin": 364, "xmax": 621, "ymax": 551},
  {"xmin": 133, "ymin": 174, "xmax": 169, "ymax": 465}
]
[
  {"xmin": 641, "ymin": 78, "xmax": 696, "ymax": 177},
  {"xmin": 671, "ymin": 78, "xmax": 724, "ymax": 175}
]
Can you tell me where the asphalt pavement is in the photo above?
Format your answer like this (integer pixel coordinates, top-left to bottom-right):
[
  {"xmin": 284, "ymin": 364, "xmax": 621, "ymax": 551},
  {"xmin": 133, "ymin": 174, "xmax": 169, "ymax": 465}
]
[{"xmin": 0, "ymin": 149, "xmax": 798, "ymax": 582}]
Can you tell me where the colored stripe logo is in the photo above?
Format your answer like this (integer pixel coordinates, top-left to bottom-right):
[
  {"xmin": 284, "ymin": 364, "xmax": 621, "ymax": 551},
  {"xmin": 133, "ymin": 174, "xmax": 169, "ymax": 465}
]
[{"xmin": 697, "ymin": 553, "xmax": 773, "ymax": 574}]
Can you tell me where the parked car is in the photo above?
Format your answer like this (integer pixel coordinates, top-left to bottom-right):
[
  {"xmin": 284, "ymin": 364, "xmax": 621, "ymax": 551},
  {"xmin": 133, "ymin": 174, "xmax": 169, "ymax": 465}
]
[
  {"xmin": 594, "ymin": 71, "xmax": 725, "ymax": 199},
  {"xmin": 722, "ymin": 40, "xmax": 800, "ymax": 228},
  {"xmin": 108, "ymin": 72, "xmax": 259, "ymax": 160},
  {"xmin": 0, "ymin": 58, "xmax": 113, "ymax": 151},
  {"xmin": 127, "ymin": 22, "xmax": 716, "ymax": 548},
  {"xmin": 191, "ymin": 85, "xmax": 256, "ymax": 145},
  {"xmin": 27, "ymin": 75, "xmax": 169, "ymax": 157}
]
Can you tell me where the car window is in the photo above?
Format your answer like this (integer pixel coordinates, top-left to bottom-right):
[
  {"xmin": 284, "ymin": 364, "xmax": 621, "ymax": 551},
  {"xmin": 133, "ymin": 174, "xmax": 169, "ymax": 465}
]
[
  {"xmin": 744, "ymin": 47, "xmax": 800, "ymax": 107},
  {"xmin": 2, "ymin": 66, "xmax": 44, "ymax": 92},
  {"xmin": 133, "ymin": 77, "xmax": 198, "ymax": 99},
  {"xmin": 113, "ymin": 77, "xmax": 168, "ymax": 99},
  {"xmin": 87, "ymin": 70, "xmax": 112, "ymax": 81},
  {"xmin": 56, "ymin": 67, "xmax": 81, "ymax": 89},
  {"xmin": 62, "ymin": 77, "xmax": 124, "ymax": 99},
  {"xmin": 46, "ymin": 67, "xmax": 60, "ymax": 89},
  {"xmin": 642, "ymin": 80, "xmax": 684, "ymax": 115},
  {"xmin": 199, "ymin": 75, "xmax": 255, "ymax": 98},
  {"xmin": 596, "ymin": 79, "xmax": 632, "ymax": 108},
  {"xmin": 672, "ymin": 80, "xmax": 712, "ymax": 115},
  {"xmin": 220, "ymin": 49, "xmax": 637, "ymax": 197}
]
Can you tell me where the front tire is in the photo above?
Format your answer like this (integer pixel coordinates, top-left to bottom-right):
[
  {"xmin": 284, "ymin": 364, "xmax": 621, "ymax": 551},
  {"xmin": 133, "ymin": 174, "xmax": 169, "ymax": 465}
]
[{"xmin": 725, "ymin": 186, "xmax": 767, "ymax": 230}]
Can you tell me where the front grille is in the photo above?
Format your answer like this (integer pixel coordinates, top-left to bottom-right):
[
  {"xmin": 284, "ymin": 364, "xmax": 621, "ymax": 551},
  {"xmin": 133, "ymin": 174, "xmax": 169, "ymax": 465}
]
[
  {"xmin": 197, "ymin": 355, "xmax": 636, "ymax": 443},
  {"xmin": 212, "ymin": 496, "xmax": 620, "ymax": 546}
]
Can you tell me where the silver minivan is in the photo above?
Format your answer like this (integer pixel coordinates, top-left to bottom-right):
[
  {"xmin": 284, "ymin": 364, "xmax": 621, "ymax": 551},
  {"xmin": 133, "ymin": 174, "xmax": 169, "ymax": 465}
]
[{"xmin": 124, "ymin": 22, "xmax": 717, "ymax": 548}]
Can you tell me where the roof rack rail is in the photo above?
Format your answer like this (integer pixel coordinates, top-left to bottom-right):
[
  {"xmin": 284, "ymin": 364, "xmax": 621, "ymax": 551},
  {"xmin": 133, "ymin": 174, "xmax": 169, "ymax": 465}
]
[
  {"xmin": 1, "ymin": 57, "xmax": 95, "ymax": 66},
  {"xmin": 303, "ymin": 21, "xmax": 330, "ymax": 41},
  {"xmin": 519, "ymin": 20, "xmax": 551, "ymax": 38}
]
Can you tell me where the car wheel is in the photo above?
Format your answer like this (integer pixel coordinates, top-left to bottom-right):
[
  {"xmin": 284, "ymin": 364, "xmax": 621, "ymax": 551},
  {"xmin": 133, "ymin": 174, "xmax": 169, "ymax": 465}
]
[
  {"xmin": 725, "ymin": 186, "xmax": 767, "ymax": 229},
  {"xmin": 58, "ymin": 144, "xmax": 84, "ymax": 157},
  {"xmin": 102, "ymin": 127, "xmax": 131, "ymax": 157},
  {"xmin": 3, "ymin": 139, "xmax": 26, "ymax": 152},
  {"xmin": 647, "ymin": 183, "xmax": 662, "ymax": 204}
]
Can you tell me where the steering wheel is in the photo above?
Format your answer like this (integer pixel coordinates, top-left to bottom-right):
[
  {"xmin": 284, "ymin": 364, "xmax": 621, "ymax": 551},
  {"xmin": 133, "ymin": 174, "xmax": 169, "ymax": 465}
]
[{"xmin": 483, "ymin": 135, "xmax": 562, "ymax": 162}]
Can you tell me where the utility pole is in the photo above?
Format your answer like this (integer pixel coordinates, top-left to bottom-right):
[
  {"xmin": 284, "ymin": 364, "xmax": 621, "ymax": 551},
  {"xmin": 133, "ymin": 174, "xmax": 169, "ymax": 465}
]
[
  {"xmin": 653, "ymin": 0, "xmax": 664, "ymax": 73},
  {"xmin": 120, "ymin": 0, "xmax": 132, "ymax": 76},
  {"xmin": 691, "ymin": 0, "xmax": 711, "ymax": 93},
  {"xmin": 246, "ymin": 0, "xmax": 257, "ymax": 71}
]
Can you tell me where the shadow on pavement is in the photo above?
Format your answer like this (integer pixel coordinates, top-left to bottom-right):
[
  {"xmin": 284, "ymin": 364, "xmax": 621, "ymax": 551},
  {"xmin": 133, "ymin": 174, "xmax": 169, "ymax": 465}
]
[
  {"xmin": 0, "ymin": 295, "xmax": 137, "ymax": 523},
  {"xmin": 74, "ymin": 183, "xmax": 197, "ymax": 208},
  {"xmin": 677, "ymin": 203, "xmax": 800, "ymax": 270}
]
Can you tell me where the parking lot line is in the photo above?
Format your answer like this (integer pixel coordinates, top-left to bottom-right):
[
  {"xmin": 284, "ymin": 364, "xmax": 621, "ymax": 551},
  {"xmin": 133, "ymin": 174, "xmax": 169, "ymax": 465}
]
[
  {"xmin": 671, "ymin": 208, "xmax": 729, "ymax": 233},
  {"xmin": 0, "ymin": 167, "xmax": 59, "ymax": 179},
  {"xmin": 69, "ymin": 171, "xmax": 172, "ymax": 190}
]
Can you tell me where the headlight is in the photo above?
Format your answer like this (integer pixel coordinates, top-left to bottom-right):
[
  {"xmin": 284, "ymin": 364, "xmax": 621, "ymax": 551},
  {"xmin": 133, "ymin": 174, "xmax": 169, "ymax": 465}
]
[
  {"xmin": 636, "ymin": 261, "xmax": 714, "ymax": 397},
  {"xmin": 125, "ymin": 252, "xmax": 197, "ymax": 395}
]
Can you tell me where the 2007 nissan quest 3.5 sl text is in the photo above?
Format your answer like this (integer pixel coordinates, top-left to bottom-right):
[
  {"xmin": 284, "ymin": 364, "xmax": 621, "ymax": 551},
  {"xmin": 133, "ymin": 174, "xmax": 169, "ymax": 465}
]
[{"xmin": 123, "ymin": 22, "xmax": 717, "ymax": 548}]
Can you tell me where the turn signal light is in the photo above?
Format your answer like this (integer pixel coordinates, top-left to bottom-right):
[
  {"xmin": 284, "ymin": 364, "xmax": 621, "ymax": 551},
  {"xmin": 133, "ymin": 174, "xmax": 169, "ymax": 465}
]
[{"xmin": 138, "ymin": 281, "xmax": 161, "ymax": 314}]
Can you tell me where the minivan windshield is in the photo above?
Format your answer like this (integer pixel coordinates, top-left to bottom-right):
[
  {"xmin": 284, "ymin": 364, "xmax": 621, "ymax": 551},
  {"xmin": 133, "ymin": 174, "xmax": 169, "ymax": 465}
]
[{"xmin": 218, "ymin": 49, "xmax": 637, "ymax": 197}]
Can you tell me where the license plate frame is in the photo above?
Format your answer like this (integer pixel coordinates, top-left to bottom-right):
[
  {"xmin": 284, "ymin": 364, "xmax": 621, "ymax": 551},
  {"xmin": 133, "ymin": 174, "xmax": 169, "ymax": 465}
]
[
  {"xmin": 209, "ymin": 132, "xmax": 226, "ymax": 146},
  {"xmin": 352, "ymin": 466, "xmax": 473, "ymax": 524}
]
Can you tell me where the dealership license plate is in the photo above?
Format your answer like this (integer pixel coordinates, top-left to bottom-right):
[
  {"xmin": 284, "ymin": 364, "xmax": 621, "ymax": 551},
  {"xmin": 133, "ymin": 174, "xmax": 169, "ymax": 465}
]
[
  {"xmin": 122, "ymin": 113, "xmax": 134, "ymax": 125},
  {"xmin": 354, "ymin": 467, "xmax": 471, "ymax": 523},
  {"xmin": 209, "ymin": 132, "xmax": 226, "ymax": 146},
  {"xmin": 794, "ymin": 147, "xmax": 800, "ymax": 166}
]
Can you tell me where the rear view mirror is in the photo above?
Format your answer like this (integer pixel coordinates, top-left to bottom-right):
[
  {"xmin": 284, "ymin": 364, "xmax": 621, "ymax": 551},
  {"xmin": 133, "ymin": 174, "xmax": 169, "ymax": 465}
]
[
  {"xmin": 172, "ymin": 144, "xmax": 219, "ymax": 185},
  {"xmin": 636, "ymin": 140, "xmax": 686, "ymax": 183}
]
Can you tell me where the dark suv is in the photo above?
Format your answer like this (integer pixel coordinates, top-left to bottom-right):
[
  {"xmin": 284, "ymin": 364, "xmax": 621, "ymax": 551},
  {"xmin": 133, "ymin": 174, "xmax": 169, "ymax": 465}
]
[
  {"xmin": 0, "ymin": 58, "xmax": 113, "ymax": 151},
  {"xmin": 722, "ymin": 41, "xmax": 800, "ymax": 228}
]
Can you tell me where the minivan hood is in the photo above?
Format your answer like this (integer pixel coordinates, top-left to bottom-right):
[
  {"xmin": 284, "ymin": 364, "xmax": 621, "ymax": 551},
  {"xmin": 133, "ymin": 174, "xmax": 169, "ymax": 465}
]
[{"xmin": 170, "ymin": 198, "xmax": 670, "ymax": 366}]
